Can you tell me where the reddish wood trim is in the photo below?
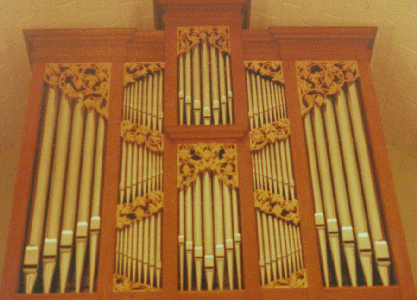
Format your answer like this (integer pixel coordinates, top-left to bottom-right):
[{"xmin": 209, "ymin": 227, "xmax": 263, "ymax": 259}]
[
  {"xmin": 161, "ymin": 139, "xmax": 178, "ymax": 299},
  {"xmin": 236, "ymin": 136, "xmax": 262, "ymax": 299},
  {"xmin": 109, "ymin": 291, "xmax": 163, "ymax": 299},
  {"xmin": 165, "ymin": 125, "xmax": 247, "ymax": 140},
  {"xmin": 97, "ymin": 62, "xmax": 125, "ymax": 299},
  {"xmin": 0, "ymin": 63, "xmax": 46, "ymax": 298},
  {"xmin": 126, "ymin": 30, "xmax": 165, "ymax": 62},
  {"xmin": 12, "ymin": 294, "xmax": 100, "ymax": 300},
  {"xmin": 256, "ymin": 27, "xmax": 378, "ymax": 62},
  {"xmin": 277, "ymin": 40, "xmax": 373, "ymax": 61},
  {"xmin": 163, "ymin": 25, "xmax": 178, "ymax": 129},
  {"xmin": 320, "ymin": 285, "xmax": 402, "ymax": 299},
  {"xmin": 177, "ymin": 289, "xmax": 245, "ymax": 299},
  {"xmin": 229, "ymin": 24, "xmax": 249, "ymax": 130},
  {"xmin": 357, "ymin": 60, "xmax": 416, "ymax": 299},
  {"xmin": 162, "ymin": 15, "xmax": 244, "ymax": 27},
  {"xmin": 281, "ymin": 60, "xmax": 324, "ymax": 299},
  {"xmin": 260, "ymin": 288, "xmax": 309, "ymax": 299},
  {"xmin": 270, "ymin": 27, "xmax": 377, "ymax": 40},
  {"xmin": 24, "ymin": 29, "xmax": 136, "ymax": 65},
  {"xmin": 157, "ymin": 0, "xmax": 249, "ymax": 28}
]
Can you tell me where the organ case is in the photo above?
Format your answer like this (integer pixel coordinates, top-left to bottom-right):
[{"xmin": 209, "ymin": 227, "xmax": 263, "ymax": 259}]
[{"xmin": 1, "ymin": 1, "xmax": 415, "ymax": 299}]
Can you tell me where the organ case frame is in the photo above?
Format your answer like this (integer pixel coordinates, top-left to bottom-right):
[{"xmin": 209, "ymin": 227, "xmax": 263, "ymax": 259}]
[{"xmin": 0, "ymin": 1, "xmax": 415, "ymax": 299}]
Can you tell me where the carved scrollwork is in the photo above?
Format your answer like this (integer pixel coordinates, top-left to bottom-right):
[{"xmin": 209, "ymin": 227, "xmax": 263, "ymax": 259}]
[
  {"xmin": 113, "ymin": 274, "xmax": 158, "ymax": 292},
  {"xmin": 296, "ymin": 61, "xmax": 359, "ymax": 116},
  {"xmin": 121, "ymin": 120, "xmax": 164, "ymax": 152},
  {"xmin": 250, "ymin": 119, "xmax": 290, "ymax": 151},
  {"xmin": 124, "ymin": 62, "xmax": 165, "ymax": 87},
  {"xmin": 177, "ymin": 143, "xmax": 238, "ymax": 189},
  {"xmin": 177, "ymin": 26, "xmax": 230, "ymax": 56},
  {"xmin": 264, "ymin": 269, "xmax": 307, "ymax": 288},
  {"xmin": 254, "ymin": 189, "xmax": 299, "ymax": 225},
  {"xmin": 245, "ymin": 61, "xmax": 284, "ymax": 84},
  {"xmin": 44, "ymin": 63, "xmax": 110, "ymax": 118},
  {"xmin": 116, "ymin": 191, "xmax": 163, "ymax": 229}
]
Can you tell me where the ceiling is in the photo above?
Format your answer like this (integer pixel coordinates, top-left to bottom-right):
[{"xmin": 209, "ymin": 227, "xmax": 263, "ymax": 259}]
[{"xmin": 0, "ymin": 0, "xmax": 416, "ymax": 288}]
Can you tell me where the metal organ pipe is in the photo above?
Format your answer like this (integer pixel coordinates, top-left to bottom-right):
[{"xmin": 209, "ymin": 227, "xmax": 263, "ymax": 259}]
[
  {"xmin": 245, "ymin": 61, "xmax": 305, "ymax": 288},
  {"xmin": 178, "ymin": 27, "xmax": 233, "ymax": 125},
  {"xmin": 116, "ymin": 63, "xmax": 164, "ymax": 291},
  {"xmin": 177, "ymin": 144, "xmax": 242, "ymax": 291},
  {"xmin": 21, "ymin": 64, "xmax": 110, "ymax": 294},
  {"xmin": 296, "ymin": 61, "xmax": 392, "ymax": 287}
]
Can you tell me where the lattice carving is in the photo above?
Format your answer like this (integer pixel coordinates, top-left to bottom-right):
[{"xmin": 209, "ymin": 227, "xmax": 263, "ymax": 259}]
[
  {"xmin": 116, "ymin": 191, "xmax": 163, "ymax": 229},
  {"xmin": 113, "ymin": 274, "xmax": 158, "ymax": 292},
  {"xmin": 264, "ymin": 269, "xmax": 307, "ymax": 288},
  {"xmin": 296, "ymin": 61, "xmax": 359, "ymax": 116},
  {"xmin": 124, "ymin": 62, "xmax": 165, "ymax": 86},
  {"xmin": 121, "ymin": 120, "xmax": 164, "ymax": 152},
  {"xmin": 254, "ymin": 189, "xmax": 299, "ymax": 225},
  {"xmin": 245, "ymin": 61, "xmax": 284, "ymax": 84},
  {"xmin": 177, "ymin": 26, "xmax": 230, "ymax": 55},
  {"xmin": 250, "ymin": 119, "xmax": 290, "ymax": 151},
  {"xmin": 177, "ymin": 143, "xmax": 238, "ymax": 189},
  {"xmin": 44, "ymin": 63, "xmax": 110, "ymax": 118}
]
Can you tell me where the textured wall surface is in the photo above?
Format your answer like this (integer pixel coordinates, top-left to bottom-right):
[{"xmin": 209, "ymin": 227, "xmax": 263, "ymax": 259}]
[{"xmin": 0, "ymin": 0, "xmax": 416, "ymax": 288}]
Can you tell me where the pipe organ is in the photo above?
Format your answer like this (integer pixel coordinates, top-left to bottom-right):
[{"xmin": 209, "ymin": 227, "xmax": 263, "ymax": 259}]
[{"xmin": 1, "ymin": 1, "xmax": 415, "ymax": 299}]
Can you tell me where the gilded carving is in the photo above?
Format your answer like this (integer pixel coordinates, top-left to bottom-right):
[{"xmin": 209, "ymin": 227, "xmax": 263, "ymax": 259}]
[
  {"xmin": 121, "ymin": 120, "xmax": 164, "ymax": 152},
  {"xmin": 117, "ymin": 191, "xmax": 163, "ymax": 229},
  {"xmin": 245, "ymin": 61, "xmax": 284, "ymax": 84},
  {"xmin": 124, "ymin": 62, "xmax": 165, "ymax": 86},
  {"xmin": 177, "ymin": 143, "xmax": 238, "ymax": 189},
  {"xmin": 296, "ymin": 61, "xmax": 359, "ymax": 116},
  {"xmin": 44, "ymin": 63, "xmax": 110, "ymax": 118},
  {"xmin": 250, "ymin": 119, "xmax": 290, "ymax": 151},
  {"xmin": 264, "ymin": 269, "xmax": 307, "ymax": 288},
  {"xmin": 254, "ymin": 189, "xmax": 299, "ymax": 225},
  {"xmin": 113, "ymin": 274, "xmax": 158, "ymax": 292},
  {"xmin": 177, "ymin": 26, "xmax": 230, "ymax": 55}
]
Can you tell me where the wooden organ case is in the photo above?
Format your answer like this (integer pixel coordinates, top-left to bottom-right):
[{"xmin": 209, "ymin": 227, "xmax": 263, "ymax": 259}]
[{"xmin": 1, "ymin": 1, "xmax": 415, "ymax": 299}]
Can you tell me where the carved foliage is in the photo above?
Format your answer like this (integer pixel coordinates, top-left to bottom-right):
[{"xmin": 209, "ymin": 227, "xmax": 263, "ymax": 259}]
[
  {"xmin": 264, "ymin": 269, "xmax": 307, "ymax": 288},
  {"xmin": 250, "ymin": 119, "xmax": 290, "ymax": 151},
  {"xmin": 254, "ymin": 189, "xmax": 300, "ymax": 225},
  {"xmin": 177, "ymin": 26, "xmax": 230, "ymax": 55},
  {"xmin": 117, "ymin": 191, "xmax": 163, "ymax": 229},
  {"xmin": 124, "ymin": 62, "xmax": 165, "ymax": 87},
  {"xmin": 177, "ymin": 143, "xmax": 238, "ymax": 189},
  {"xmin": 121, "ymin": 120, "xmax": 164, "ymax": 152},
  {"xmin": 113, "ymin": 274, "xmax": 158, "ymax": 292},
  {"xmin": 45, "ymin": 63, "xmax": 110, "ymax": 118},
  {"xmin": 245, "ymin": 61, "xmax": 284, "ymax": 84},
  {"xmin": 296, "ymin": 61, "xmax": 359, "ymax": 116}
]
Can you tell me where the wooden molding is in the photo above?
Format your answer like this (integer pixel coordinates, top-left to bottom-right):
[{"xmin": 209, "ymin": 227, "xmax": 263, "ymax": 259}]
[{"xmin": 242, "ymin": 27, "xmax": 377, "ymax": 61}]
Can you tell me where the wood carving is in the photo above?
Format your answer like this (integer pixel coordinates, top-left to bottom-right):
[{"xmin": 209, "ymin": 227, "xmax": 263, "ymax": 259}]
[
  {"xmin": 177, "ymin": 143, "xmax": 238, "ymax": 189},
  {"xmin": 254, "ymin": 189, "xmax": 299, "ymax": 225},
  {"xmin": 245, "ymin": 61, "xmax": 284, "ymax": 84},
  {"xmin": 249, "ymin": 119, "xmax": 290, "ymax": 151},
  {"xmin": 113, "ymin": 274, "xmax": 158, "ymax": 292},
  {"xmin": 264, "ymin": 269, "xmax": 307, "ymax": 288},
  {"xmin": 177, "ymin": 26, "xmax": 230, "ymax": 55},
  {"xmin": 124, "ymin": 62, "xmax": 165, "ymax": 86},
  {"xmin": 44, "ymin": 63, "xmax": 110, "ymax": 118},
  {"xmin": 116, "ymin": 191, "xmax": 163, "ymax": 229},
  {"xmin": 121, "ymin": 120, "xmax": 164, "ymax": 152},
  {"xmin": 296, "ymin": 61, "xmax": 359, "ymax": 116}
]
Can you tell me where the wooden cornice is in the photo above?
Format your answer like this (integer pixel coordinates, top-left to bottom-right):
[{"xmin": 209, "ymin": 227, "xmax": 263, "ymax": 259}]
[
  {"xmin": 242, "ymin": 27, "xmax": 377, "ymax": 61},
  {"xmin": 155, "ymin": 0, "xmax": 250, "ymax": 28},
  {"xmin": 24, "ymin": 28, "xmax": 166, "ymax": 64}
]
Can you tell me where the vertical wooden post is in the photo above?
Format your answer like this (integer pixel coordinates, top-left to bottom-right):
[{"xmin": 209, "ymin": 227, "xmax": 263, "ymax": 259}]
[{"xmin": 282, "ymin": 60, "xmax": 324, "ymax": 297}]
